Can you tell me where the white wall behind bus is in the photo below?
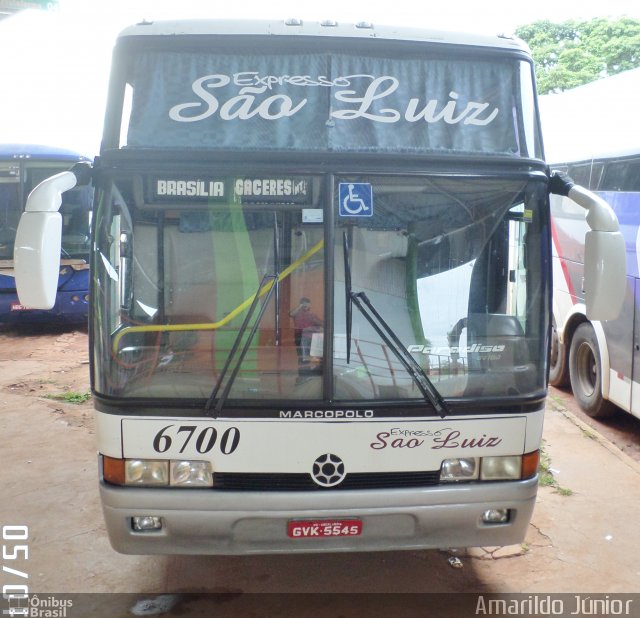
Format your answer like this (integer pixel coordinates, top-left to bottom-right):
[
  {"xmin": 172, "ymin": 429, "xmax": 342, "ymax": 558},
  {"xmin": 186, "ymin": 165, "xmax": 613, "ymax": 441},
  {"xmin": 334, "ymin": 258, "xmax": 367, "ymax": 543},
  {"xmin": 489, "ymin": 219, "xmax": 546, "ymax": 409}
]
[{"xmin": 540, "ymin": 67, "xmax": 640, "ymax": 163}]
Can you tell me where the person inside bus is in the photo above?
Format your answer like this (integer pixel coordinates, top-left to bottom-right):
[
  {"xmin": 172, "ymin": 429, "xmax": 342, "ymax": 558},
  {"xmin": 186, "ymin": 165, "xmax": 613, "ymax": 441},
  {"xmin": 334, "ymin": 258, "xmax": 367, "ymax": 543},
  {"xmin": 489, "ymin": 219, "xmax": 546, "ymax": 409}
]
[{"xmin": 289, "ymin": 297, "xmax": 323, "ymax": 366}]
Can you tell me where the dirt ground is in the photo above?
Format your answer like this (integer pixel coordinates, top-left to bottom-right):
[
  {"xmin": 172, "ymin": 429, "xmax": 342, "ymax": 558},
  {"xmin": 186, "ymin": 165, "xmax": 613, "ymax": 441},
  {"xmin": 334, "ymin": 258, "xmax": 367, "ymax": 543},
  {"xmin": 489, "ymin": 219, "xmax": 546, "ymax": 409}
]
[
  {"xmin": 1, "ymin": 326, "xmax": 640, "ymax": 617},
  {"xmin": 549, "ymin": 384, "xmax": 640, "ymax": 463}
]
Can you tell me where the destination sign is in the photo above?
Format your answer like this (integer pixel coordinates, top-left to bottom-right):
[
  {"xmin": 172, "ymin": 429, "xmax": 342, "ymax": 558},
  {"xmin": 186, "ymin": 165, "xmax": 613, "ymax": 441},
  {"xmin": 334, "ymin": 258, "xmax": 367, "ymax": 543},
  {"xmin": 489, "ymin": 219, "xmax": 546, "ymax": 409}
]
[
  {"xmin": 155, "ymin": 178, "xmax": 226, "ymax": 200},
  {"xmin": 234, "ymin": 177, "xmax": 310, "ymax": 204},
  {"xmin": 151, "ymin": 176, "xmax": 311, "ymax": 204}
]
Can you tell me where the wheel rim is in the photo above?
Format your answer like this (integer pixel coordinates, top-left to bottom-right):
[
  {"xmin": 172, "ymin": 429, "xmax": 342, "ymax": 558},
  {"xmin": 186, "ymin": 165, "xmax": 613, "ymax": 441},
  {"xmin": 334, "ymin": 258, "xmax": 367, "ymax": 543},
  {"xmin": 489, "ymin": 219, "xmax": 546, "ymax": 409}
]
[{"xmin": 575, "ymin": 341, "xmax": 597, "ymax": 397}]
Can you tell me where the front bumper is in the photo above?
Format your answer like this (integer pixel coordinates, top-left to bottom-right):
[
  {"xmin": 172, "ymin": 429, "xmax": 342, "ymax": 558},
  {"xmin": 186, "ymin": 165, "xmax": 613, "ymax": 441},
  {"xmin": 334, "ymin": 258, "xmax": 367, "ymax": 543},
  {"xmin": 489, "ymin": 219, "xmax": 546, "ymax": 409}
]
[{"xmin": 100, "ymin": 477, "xmax": 538, "ymax": 555}]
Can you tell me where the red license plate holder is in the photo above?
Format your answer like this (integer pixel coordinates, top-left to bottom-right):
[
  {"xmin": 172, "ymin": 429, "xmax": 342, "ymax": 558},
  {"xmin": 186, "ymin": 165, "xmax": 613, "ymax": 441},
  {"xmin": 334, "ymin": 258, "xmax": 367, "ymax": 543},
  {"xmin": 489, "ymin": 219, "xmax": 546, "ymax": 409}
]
[{"xmin": 287, "ymin": 518, "xmax": 362, "ymax": 539}]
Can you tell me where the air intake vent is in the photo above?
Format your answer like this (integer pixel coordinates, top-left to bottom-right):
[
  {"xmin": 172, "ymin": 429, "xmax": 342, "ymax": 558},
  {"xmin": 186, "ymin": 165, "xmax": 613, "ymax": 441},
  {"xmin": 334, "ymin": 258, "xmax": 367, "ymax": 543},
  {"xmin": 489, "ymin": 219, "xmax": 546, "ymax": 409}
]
[{"xmin": 213, "ymin": 470, "xmax": 440, "ymax": 491}]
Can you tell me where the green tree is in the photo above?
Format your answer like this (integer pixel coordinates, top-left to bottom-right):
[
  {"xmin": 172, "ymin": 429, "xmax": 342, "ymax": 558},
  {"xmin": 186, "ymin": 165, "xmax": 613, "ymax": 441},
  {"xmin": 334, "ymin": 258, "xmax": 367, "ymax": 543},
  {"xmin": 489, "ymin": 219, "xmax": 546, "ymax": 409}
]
[{"xmin": 515, "ymin": 17, "xmax": 640, "ymax": 93}]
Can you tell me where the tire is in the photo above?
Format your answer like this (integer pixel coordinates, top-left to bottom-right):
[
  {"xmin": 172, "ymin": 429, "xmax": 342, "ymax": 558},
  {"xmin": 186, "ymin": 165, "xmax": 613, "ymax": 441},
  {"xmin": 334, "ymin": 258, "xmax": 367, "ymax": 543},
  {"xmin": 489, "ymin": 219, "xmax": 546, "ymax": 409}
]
[
  {"xmin": 568, "ymin": 322, "xmax": 617, "ymax": 418},
  {"xmin": 548, "ymin": 319, "xmax": 569, "ymax": 387}
]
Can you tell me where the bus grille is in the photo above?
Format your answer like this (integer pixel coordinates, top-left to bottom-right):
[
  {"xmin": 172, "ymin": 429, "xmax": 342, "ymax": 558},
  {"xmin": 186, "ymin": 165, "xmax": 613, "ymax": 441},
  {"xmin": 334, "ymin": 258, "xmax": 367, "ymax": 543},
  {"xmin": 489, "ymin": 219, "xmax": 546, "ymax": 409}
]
[{"xmin": 212, "ymin": 471, "xmax": 441, "ymax": 491}]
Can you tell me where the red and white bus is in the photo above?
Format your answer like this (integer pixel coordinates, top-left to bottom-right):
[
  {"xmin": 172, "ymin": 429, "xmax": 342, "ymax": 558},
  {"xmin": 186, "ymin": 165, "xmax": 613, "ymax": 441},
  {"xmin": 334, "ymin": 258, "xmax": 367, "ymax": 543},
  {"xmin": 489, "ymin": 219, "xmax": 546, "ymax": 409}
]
[{"xmin": 542, "ymin": 69, "xmax": 639, "ymax": 418}]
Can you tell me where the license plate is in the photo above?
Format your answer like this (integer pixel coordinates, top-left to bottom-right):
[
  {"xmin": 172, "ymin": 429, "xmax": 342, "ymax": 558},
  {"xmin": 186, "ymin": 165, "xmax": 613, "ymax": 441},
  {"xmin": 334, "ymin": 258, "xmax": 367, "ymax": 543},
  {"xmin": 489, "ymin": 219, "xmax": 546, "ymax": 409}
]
[{"xmin": 287, "ymin": 519, "xmax": 362, "ymax": 539}]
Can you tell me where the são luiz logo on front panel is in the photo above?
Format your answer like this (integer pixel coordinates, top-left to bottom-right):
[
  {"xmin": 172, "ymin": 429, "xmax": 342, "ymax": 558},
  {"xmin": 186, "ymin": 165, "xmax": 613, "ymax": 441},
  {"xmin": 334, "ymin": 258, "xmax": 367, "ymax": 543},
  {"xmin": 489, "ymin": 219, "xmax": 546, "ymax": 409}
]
[{"xmin": 339, "ymin": 183, "xmax": 373, "ymax": 217}]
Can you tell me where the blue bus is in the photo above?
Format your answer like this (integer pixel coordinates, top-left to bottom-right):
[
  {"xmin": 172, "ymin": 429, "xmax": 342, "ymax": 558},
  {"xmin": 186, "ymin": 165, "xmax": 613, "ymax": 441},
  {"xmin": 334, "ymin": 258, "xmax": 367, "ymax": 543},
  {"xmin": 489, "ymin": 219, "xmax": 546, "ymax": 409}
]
[{"xmin": 0, "ymin": 144, "xmax": 92, "ymax": 325}]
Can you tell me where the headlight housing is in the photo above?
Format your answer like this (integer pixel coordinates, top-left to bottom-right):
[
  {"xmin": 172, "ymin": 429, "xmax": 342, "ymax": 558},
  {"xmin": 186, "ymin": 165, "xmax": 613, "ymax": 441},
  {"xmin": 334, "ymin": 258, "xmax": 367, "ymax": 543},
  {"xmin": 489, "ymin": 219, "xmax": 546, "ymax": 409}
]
[
  {"xmin": 440, "ymin": 451, "xmax": 539, "ymax": 483},
  {"xmin": 103, "ymin": 456, "xmax": 213, "ymax": 487},
  {"xmin": 440, "ymin": 457, "xmax": 479, "ymax": 481},
  {"xmin": 125, "ymin": 459, "xmax": 169, "ymax": 486},
  {"xmin": 170, "ymin": 460, "xmax": 213, "ymax": 487},
  {"xmin": 481, "ymin": 456, "xmax": 522, "ymax": 480}
]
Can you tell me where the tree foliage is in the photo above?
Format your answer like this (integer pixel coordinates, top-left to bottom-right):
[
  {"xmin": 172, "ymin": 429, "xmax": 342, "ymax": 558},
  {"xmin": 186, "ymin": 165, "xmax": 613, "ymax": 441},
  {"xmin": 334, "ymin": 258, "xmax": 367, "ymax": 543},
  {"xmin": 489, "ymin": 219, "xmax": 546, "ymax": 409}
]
[{"xmin": 515, "ymin": 17, "xmax": 640, "ymax": 93}]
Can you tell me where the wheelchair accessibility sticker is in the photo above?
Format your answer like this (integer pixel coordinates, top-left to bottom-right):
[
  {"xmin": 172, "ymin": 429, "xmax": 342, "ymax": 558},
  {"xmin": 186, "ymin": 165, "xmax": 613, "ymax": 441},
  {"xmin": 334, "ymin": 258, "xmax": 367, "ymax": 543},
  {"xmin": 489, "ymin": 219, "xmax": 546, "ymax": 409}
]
[{"xmin": 339, "ymin": 183, "xmax": 373, "ymax": 217}]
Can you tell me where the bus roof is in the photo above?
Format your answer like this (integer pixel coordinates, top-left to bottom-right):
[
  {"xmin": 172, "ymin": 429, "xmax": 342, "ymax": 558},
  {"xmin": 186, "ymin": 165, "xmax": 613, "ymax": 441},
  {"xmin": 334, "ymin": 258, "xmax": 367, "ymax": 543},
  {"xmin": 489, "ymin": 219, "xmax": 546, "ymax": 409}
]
[
  {"xmin": 0, "ymin": 144, "xmax": 90, "ymax": 162},
  {"xmin": 116, "ymin": 18, "xmax": 530, "ymax": 54},
  {"xmin": 540, "ymin": 67, "xmax": 640, "ymax": 163}
]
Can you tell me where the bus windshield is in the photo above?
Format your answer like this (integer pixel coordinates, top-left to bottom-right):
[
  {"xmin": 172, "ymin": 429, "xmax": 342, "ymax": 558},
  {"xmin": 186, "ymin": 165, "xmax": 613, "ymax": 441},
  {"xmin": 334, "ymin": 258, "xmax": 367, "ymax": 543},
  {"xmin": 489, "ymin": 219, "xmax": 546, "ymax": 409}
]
[{"xmin": 94, "ymin": 171, "xmax": 548, "ymax": 405}]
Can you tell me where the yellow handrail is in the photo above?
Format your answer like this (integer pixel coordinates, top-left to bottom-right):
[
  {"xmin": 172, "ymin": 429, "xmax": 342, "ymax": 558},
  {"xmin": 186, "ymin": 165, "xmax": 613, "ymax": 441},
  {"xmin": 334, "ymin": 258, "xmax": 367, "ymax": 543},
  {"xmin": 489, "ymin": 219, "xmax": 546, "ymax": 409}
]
[{"xmin": 112, "ymin": 238, "xmax": 324, "ymax": 352}]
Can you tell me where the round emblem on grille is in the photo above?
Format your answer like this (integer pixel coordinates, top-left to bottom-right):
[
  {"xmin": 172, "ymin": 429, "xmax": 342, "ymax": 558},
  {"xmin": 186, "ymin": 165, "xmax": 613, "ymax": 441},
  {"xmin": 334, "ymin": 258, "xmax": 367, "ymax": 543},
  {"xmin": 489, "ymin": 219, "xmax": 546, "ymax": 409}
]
[{"xmin": 311, "ymin": 454, "xmax": 346, "ymax": 487}]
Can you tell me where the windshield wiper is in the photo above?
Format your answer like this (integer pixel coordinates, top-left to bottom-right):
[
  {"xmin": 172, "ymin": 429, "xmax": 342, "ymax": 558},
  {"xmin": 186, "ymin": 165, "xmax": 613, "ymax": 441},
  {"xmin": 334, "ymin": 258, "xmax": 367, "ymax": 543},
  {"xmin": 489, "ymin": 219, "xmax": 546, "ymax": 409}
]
[
  {"xmin": 343, "ymin": 231, "xmax": 449, "ymax": 418},
  {"xmin": 204, "ymin": 274, "xmax": 277, "ymax": 417},
  {"xmin": 343, "ymin": 231, "xmax": 354, "ymax": 363}
]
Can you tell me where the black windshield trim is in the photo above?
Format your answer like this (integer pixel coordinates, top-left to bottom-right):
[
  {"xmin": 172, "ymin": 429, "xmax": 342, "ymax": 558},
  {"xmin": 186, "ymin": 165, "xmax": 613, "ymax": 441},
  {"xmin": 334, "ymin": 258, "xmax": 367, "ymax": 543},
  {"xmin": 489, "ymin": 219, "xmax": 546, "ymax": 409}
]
[{"xmin": 94, "ymin": 393, "xmax": 546, "ymax": 417}]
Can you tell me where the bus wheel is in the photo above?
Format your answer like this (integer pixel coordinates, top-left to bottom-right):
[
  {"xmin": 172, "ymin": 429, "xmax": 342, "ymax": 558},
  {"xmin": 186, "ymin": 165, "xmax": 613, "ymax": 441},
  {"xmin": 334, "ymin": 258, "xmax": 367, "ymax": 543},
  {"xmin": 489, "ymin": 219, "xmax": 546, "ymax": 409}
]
[
  {"xmin": 548, "ymin": 319, "xmax": 569, "ymax": 387},
  {"xmin": 568, "ymin": 322, "xmax": 616, "ymax": 418}
]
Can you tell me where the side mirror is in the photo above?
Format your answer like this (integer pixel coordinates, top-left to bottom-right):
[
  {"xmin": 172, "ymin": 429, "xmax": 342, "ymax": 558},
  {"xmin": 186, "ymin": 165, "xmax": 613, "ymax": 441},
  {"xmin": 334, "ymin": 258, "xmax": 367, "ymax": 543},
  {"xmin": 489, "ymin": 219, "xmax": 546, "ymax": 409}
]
[
  {"xmin": 14, "ymin": 170, "xmax": 78, "ymax": 309},
  {"xmin": 584, "ymin": 229, "xmax": 626, "ymax": 321},
  {"xmin": 14, "ymin": 212, "xmax": 62, "ymax": 309},
  {"xmin": 549, "ymin": 173, "xmax": 626, "ymax": 321}
]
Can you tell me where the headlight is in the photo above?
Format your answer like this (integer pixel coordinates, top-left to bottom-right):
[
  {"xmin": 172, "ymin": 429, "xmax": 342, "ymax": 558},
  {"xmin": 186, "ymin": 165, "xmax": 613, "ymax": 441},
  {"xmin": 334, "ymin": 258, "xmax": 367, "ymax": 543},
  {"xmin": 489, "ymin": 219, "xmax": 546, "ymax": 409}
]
[
  {"xmin": 125, "ymin": 459, "xmax": 169, "ymax": 486},
  {"xmin": 481, "ymin": 456, "xmax": 522, "ymax": 480},
  {"xmin": 102, "ymin": 455, "xmax": 213, "ymax": 488},
  {"xmin": 438, "ymin": 451, "xmax": 539, "ymax": 483},
  {"xmin": 170, "ymin": 460, "xmax": 213, "ymax": 487},
  {"xmin": 440, "ymin": 457, "xmax": 479, "ymax": 481}
]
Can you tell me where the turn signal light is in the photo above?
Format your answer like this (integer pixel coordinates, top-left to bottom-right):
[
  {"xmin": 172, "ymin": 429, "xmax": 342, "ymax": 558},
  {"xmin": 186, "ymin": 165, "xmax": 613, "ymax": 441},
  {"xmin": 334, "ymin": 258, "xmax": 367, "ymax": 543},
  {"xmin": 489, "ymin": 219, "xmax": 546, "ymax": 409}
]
[
  {"xmin": 102, "ymin": 455, "xmax": 125, "ymax": 485},
  {"xmin": 521, "ymin": 450, "xmax": 540, "ymax": 480}
]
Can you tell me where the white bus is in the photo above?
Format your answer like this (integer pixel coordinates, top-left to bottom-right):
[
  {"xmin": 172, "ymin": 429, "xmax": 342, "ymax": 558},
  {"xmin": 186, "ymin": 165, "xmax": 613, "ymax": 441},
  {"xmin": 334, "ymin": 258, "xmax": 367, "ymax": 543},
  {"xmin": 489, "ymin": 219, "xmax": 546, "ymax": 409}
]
[
  {"xmin": 14, "ymin": 20, "xmax": 624, "ymax": 554},
  {"xmin": 542, "ymin": 69, "xmax": 640, "ymax": 418}
]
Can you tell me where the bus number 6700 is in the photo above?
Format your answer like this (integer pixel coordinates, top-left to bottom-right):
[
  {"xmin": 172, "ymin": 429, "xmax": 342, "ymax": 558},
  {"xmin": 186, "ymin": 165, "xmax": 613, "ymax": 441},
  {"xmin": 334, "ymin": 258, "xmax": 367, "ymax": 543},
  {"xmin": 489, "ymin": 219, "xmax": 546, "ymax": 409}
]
[{"xmin": 152, "ymin": 425, "xmax": 240, "ymax": 455}]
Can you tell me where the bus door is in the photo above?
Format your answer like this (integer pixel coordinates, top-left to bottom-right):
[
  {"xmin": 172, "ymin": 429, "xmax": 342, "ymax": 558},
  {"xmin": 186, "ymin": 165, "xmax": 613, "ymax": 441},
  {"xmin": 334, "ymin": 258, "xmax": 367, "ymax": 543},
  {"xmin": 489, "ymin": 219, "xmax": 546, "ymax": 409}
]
[{"xmin": 596, "ymin": 191, "xmax": 635, "ymax": 415}]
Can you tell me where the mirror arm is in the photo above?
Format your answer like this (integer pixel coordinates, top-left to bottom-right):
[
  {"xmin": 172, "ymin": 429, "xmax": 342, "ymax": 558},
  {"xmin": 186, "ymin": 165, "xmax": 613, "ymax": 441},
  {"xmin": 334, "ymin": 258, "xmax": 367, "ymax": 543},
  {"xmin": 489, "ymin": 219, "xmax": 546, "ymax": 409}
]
[
  {"xmin": 25, "ymin": 170, "xmax": 78, "ymax": 214},
  {"xmin": 548, "ymin": 170, "xmax": 626, "ymax": 322},
  {"xmin": 567, "ymin": 185, "xmax": 619, "ymax": 234}
]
